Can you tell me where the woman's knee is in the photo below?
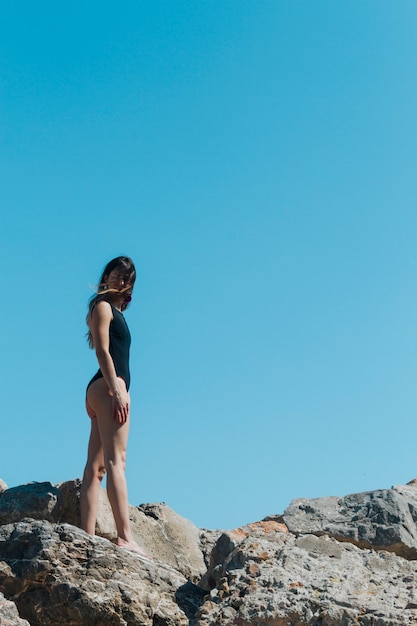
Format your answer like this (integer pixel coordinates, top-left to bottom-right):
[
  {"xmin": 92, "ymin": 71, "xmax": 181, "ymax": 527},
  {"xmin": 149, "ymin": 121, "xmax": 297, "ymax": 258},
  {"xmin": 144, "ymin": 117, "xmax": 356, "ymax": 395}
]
[
  {"xmin": 104, "ymin": 450, "xmax": 127, "ymax": 472},
  {"xmin": 83, "ymin": 463, "xmax": 106, "ymax": 482}
]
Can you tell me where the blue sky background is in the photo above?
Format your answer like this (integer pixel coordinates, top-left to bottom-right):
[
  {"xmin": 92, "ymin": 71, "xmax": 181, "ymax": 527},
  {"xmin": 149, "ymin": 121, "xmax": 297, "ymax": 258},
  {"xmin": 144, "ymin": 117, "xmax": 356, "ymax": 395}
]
[{"xmin": 1, "ymin": 1, "xmax": 417, "ymax": 530}]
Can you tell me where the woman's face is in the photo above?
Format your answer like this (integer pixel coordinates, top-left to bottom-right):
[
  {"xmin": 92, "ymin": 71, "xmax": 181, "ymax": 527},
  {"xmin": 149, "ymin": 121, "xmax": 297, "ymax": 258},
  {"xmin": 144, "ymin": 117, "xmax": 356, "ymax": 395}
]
[{"xmin": 106, "ymin": 268, "xmax": 129, "ymax": 291}]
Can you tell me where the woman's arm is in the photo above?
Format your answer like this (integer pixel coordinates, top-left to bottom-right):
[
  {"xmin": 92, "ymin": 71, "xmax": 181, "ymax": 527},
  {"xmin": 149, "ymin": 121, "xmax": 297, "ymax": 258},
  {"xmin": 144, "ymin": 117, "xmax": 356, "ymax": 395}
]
[{"xmin": 89, "ymin": 300, "xmax": 129, "ymax": 423}]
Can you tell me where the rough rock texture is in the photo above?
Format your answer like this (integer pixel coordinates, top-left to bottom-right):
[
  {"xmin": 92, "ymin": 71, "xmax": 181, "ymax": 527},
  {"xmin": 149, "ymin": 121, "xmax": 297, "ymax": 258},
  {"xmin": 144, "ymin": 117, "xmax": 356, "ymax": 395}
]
[
  {"xmin": 195, "ymin": 522, "xmax": 417, "ymax": 626},
  {"xmin": 199, "ymin": 528, "xmax": 223, "ymax": 569},
  {"xmin": 57, "ymin": 478, "xmax": 118, "ymax": 538},
  {"xmin": 0, "ymin": 591, "xmax": 30, "ymax": 626},
  {"xmin": 4, "ymin": 479, "xmax": 207, "ymax": 583},
  {"xmin": 283, "ymin": 483, "xmax": 417, "ymax": 559},
  {"xmin": 57, "ymin": 479, "xmax": 207, "ymax": 581},
  {"xmin": 200, "ymin": 520, "xmax": 288, "ymax": 591},
  {"xmin": 0, "ymin": 482, "xmax": 62, "ymax": 525},
  {"xmin": 2, "ymin": 479, "xmax": 417, "ymax": 625},
  {"xmin": 0, "ymin": 519, "xmax": 205, "ymax": 626},
  {"xmin": 129, "ymin": 503, "xmax": 207, "ymax": 582}
]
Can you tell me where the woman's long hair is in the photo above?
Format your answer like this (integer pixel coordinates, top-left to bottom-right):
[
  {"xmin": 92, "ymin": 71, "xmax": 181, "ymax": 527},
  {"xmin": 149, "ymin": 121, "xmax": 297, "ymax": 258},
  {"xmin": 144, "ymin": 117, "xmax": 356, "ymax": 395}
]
[{"xmin": 86, "ymin": 256, "xmax": 136, "ymax": 349}]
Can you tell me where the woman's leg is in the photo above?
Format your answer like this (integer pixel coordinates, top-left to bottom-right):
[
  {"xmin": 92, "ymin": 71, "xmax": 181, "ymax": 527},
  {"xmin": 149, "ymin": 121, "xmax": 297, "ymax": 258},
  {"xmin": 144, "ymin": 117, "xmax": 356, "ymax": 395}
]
[
  {"xmin": 80, "ymin": 408, "xmax": 106, "ymax": 535},
  {"xmin": 85, "ymin": 379, "xmax": 143, "ymax": 552}
]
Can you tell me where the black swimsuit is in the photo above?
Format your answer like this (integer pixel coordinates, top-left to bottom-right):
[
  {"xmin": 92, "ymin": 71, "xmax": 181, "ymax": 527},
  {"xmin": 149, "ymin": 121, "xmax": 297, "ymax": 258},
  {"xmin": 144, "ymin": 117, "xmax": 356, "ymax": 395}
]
[{"xmin": 87, "ymin": 304, "xmax": 131, "ymax": 391}]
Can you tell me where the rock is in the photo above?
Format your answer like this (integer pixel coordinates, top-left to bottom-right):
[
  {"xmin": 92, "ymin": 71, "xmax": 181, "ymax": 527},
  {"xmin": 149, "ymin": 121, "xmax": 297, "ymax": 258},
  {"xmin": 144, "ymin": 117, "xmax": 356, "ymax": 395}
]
[
  {"xmin": 0, "ymin": 518, "xmax": 204, "ymax": 626},
  {"xmin": 56, "ymin": 480, "xmax": 208, "ymax": 581},
  {"xmin": 57, "ymin": 478, "xmax": 117, "ymax": 539},
  {"xmin": 129, "ymin": 503, "xmax": 208, "ymax": 582},
  {"xmin": 195, "ymin": 521, "xmax": 417, "ymax": 626},
  {"xmin": 200, "ymin": 520, "xmax": 288, "ymax": 590},
  {"xmin": 199, "ymin": 528, "xmax": 223, "ymax": 567},
  {"xmin": 0, "ymin": 592, "xmax": 30, "ymax": 626},
  {"xmin": 0, "ymin": 480, "xmax": 7, "ymax": 495},
  {"xmin": 0, "ymin": 482, "xmax": 62, "ymax": 525},
  {"xmin": 283, "ymin": 485, "xmax": 417, "ymax": 559},
  {"xmin": 3, "ymin": 478, "xmax": 417, "ymax": 625}
]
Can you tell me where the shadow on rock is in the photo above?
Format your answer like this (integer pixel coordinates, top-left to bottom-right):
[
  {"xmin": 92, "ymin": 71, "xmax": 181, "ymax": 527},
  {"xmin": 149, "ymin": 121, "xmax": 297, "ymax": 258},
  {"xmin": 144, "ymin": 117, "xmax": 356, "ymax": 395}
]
[{"xmin": 175, "ymin": 581, "xmax": 207, "ymax": 620}]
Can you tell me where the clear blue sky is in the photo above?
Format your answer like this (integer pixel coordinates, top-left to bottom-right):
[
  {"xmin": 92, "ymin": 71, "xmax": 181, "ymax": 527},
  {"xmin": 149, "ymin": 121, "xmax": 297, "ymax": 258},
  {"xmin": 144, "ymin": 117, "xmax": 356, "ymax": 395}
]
[{"xmin": 1, "ymin": 1, "xmax": 417, "ymax": 530}]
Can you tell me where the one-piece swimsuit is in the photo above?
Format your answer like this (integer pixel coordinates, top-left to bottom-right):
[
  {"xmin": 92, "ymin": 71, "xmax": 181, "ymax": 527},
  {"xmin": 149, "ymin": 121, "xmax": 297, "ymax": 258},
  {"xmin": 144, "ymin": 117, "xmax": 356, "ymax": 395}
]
[{"xmin": 87, "ymin": 303, "xmax": 131, "ymax": 391}]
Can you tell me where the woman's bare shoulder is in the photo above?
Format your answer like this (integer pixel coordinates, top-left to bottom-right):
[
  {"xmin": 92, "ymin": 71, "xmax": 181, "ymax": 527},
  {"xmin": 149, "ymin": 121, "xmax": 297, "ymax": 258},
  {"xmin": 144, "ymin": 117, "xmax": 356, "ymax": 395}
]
[{"xmin": 89, "ymin": 299, "xmax": 113, "ymax": 321}]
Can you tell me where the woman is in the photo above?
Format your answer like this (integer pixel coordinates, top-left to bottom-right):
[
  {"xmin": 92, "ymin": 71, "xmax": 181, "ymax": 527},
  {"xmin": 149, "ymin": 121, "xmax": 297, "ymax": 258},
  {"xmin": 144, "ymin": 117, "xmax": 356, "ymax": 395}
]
[{"xmin": 80, "ymin": 256, "xmax": 149, "ymax": 557}]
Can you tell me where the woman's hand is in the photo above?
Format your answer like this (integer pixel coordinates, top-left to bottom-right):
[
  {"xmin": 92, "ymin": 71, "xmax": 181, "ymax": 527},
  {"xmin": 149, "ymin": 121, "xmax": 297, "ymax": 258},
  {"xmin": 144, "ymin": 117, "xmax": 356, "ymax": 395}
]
[{"xmin": 111, "ymin": 379, "xmax": 130, "ymax": 424}]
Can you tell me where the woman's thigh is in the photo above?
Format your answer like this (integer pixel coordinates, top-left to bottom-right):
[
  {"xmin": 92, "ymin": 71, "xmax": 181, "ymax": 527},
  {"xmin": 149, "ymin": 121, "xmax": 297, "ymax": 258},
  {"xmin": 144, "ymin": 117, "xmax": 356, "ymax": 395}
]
[{"xmin": 86, "ymin": 378, "xmax": 130, "ymax": 460}]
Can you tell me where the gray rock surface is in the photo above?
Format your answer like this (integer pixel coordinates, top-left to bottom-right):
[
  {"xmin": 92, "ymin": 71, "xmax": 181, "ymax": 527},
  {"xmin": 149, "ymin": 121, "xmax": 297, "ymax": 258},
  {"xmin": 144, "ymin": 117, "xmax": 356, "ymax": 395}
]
[
  {"xmin": 1, "ymin": 479, "xmax": 208, "ymax": 583},
  {"xmin": 2, "ymin": 478, "xmax": 417, "ymax": 625},
  {"xmin": 57, "ymin": 478, "xmax": 117, "ymax": 538},
  {"xmin": 283, "ymin": 483, "xmax": 417, "ymax": 559},
  {"xmin": 0, "ymin": 481, "xmax": 62, "ymax": 525},
  {"xmin": 57, "ymin": 479, "xmax": 207, "ymax": 581},
  {"xmin": 0, "ymin": 519, "xmax": 205, "ymax": 626},
  {"xmin": 195, "ymin": 521, "xmax": 417, "ymax": 626},
  {"xmin": 0, "ymin": 592, "xmax": 30, "ymax": 626},
  {"xmin": 129, "ymin": 503, "xmax": 207, "ymax": 582}
]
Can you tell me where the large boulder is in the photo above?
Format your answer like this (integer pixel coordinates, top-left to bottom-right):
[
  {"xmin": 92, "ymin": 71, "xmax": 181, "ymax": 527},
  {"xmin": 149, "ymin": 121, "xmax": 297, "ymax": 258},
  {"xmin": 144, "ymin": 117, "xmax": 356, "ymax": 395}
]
[
  {"xmin": 129, "ymin": 503, "xmax": 207, "ymax": 582},
  {"xmin": 4, "ymin": 478, "xmax": 417, "ymax": 625},
  {"xmin": 195, "ymin": 521, "xmax": 417, "ymax": 626},
  {"xmin": 57, "ymin": 478, "xmax": 117, "ymax": 539},
  {"xmin": 200, "ymin": 520, "xmax": 288, "ymax": 590},
  {"xmin": 0, "ymin": 519, "xmax": 206, "ymax": 626},
  {"xmin": 57, "ymin": 480, "xmax": 208, "ymax": 581},
  {"xmin": 283, "ymin": 483, "xmax": 417, "ymax": 559},
  {"xmin": 0, "ymin": 481, "xmax": 62, "ymax": 525},
  {"xmin": 2, "ymin": 479, "xmax": 209, "ymax": 583}
]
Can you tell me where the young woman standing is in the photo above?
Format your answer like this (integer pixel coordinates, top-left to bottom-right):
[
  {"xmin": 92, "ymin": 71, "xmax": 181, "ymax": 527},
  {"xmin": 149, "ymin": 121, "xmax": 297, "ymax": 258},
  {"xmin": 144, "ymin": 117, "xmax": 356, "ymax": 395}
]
[{"xmin": 80, "ymin": 256, "xmax": 149, "ymax": 557}]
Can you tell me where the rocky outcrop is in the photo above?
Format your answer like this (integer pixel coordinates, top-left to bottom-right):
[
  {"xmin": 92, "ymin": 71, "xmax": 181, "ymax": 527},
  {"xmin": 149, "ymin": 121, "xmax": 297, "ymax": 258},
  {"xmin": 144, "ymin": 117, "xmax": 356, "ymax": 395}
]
[
  {"xmin": 283, "ymin": 483, "xmax": 417, "ymax": 559},
  {"xmin": 0, "ymin": 481, "xmax": 62, "ymax": 525},
  {"xmin": 59, "ymin": 479, "xmax": 207, "ymax": 582},
  {"xmin": 195, "ymin": 521, "xmax": 417, "ymax": 625},
  {"xmin": 128, "ymin": 503, "xmax": 207, "ymax": 582},
  {"xmin": 0, "ymin": 519, "xmax": 205, "ymax": 626},
  {"xmin": 1, "ymin": 478, "xmax": 417, "ymax": 625},
  {"xmin": 0, "ymin": 480, "xmax": 207, "ymax": 583}
]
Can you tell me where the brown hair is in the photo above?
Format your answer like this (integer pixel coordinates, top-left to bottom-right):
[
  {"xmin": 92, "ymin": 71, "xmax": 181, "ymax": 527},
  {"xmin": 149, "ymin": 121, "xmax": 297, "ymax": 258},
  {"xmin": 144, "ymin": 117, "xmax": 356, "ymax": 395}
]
[{"xmin": 86, "ymin": 256, "xmax": 136, "ymax": 348}]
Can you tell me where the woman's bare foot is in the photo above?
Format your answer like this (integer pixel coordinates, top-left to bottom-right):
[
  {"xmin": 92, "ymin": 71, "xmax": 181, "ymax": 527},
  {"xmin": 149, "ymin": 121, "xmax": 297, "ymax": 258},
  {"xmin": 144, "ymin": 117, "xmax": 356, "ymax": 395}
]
[{"xmin": 116, "ymin": 537, "xmax": 153, "ymax": 560}]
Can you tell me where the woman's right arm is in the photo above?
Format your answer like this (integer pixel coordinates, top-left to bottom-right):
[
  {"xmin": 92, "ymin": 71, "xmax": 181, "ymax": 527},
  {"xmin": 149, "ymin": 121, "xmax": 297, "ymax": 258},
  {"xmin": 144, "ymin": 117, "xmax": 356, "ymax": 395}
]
[{"xmin": 88, "ymin": 300, "xmax": 129, "ymax": 423}]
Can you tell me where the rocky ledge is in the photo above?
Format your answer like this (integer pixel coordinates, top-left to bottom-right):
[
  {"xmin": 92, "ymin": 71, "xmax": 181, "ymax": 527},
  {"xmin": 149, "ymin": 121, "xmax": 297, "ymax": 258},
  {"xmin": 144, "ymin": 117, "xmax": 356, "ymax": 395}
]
[{"xmin": 1, "ymin": 478, "xmax": 417, "ymax": 625}]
